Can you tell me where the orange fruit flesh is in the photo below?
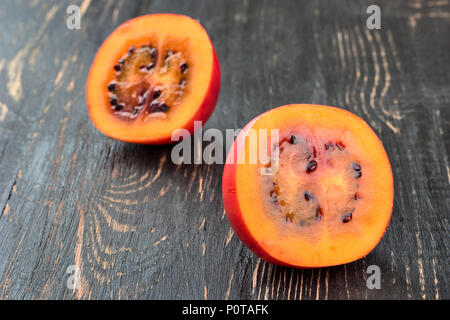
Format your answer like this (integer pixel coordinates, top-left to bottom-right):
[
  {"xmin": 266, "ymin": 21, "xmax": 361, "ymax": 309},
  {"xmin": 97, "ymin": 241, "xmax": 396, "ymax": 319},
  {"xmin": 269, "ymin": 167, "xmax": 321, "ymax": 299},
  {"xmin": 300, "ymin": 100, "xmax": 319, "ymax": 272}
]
[
  {"xmin": 235, "ymin": 105, "xmax": 393, "ymax": 267},
  {"xmin": 87, "ymin": 14, "xmax": 216, "ymax": 143}
]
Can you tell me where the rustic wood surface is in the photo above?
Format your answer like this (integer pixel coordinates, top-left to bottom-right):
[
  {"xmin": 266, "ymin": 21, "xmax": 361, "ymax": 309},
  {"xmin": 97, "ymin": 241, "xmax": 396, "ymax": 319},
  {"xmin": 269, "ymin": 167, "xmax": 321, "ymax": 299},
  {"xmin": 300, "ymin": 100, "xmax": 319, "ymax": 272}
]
[{"xmin": 0, "ymin": 0, "xmax": 448, "ymax": 300}]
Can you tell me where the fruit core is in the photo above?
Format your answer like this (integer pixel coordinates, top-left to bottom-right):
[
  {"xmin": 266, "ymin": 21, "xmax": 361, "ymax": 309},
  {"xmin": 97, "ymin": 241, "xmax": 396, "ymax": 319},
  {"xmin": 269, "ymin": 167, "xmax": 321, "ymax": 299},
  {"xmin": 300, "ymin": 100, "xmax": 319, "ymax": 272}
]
[
  {"xmin": 107, "ymin": 44, "xmax": 190, "ymax": 120},
  {"xmin": 261, "ymin": 132, "xmax": 363, "ymax": 228}
]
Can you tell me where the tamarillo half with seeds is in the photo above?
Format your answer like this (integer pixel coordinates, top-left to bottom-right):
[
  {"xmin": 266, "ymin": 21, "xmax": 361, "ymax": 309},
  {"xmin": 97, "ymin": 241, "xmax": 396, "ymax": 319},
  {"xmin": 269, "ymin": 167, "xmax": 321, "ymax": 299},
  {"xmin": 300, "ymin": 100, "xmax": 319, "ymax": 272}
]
[
  {"xmin": 86, "ymin": 14, "xmax": 220, "ymax": 144},
  {"xmin": 222, "ymin": 104, "xmax": 394, "ymax": 268}
]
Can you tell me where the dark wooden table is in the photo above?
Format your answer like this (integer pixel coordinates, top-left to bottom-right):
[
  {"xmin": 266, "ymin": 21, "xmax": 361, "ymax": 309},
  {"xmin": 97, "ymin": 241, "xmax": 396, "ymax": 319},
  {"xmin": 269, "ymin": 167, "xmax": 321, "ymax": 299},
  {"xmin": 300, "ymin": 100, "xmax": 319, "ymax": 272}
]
[{"xmin": 0, "ymin": 0, "xmax": 448, "ymax": 300}]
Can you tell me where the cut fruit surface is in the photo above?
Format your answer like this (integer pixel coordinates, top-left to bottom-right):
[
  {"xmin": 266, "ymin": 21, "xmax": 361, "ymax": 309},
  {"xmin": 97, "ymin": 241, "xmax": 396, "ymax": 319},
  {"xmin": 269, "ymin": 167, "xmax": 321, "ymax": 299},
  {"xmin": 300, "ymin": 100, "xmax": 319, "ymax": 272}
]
[
  {"xmin": 87, "ymin": 14, "xmax": 220, "ymax": 144},
  {"xmin": 222, "ymin": 104, "xmax": 394, "ymax": 268}
]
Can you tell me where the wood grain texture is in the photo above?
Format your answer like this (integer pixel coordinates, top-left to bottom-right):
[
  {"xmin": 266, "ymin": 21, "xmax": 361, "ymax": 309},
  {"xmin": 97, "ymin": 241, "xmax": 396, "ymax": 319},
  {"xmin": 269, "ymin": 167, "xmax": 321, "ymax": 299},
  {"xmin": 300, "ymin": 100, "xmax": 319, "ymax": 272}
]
[{"xmin": 0, "ymin": 0, "xmax": 448, "ymax": 300}]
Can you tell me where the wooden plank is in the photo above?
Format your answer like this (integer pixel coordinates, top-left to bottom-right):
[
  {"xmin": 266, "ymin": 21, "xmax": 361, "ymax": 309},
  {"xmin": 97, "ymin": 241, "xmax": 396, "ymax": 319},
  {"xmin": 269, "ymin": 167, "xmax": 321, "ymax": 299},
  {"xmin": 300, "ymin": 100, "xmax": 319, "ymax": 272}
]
[{"xmin": 0, "ymin": 0, "xmax": 448, "ymax": 299}]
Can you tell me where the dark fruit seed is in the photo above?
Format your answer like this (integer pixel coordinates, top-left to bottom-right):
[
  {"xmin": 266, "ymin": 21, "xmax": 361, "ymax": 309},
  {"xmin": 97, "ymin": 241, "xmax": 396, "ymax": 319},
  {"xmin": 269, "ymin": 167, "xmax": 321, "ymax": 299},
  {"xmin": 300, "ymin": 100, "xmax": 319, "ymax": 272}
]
[
  {"xmin": 325, "ymin": 142, "xmax": 334, "ymax": 151},
  {"xmin": 153, "ymin": 90, "xmax": 161, "ymax": 99},
  {"xmin": 353, "ymin": 162, "xmax": 362, "ymax": 178},
  {"xmin": 306, "ymin": 160, "xmax": 317, "ymax": 173},
  {"xmin": 150, "ymin": 102, "xmax": 159, "ymax": 113},
  {"xmin": 132, "ymin": 108, "xmax": 139, "ymax": 115},
  {"xmin": 313, "ymin": 146, "xmax": 317, "ymax": 158},
  {"xmin": 342, "ymin": 212, "xmax": 352, "ymax": 223},
  {"xmin": 354, "ymin": 192, "xmax": 359, "ymax": 200},
  {"xmin": 290, "ymin": 135, "xmax": 297, "ymax": 144},
  {"xmin": 158, "ymin": 103, "xmax": 169, "ymax": 112},
  {"xmin": 110, "ymin": 98, "xmax": 117, "ymax": 105},
  {"xmin": 285, "ymin": 213, "xmax": 294, "ymax": 223},
  {"xmin": 146, "ymin": 63, "xmax": 155, "ymax": 70},
  {"xmin": 113, "ymin": 64, "xmax": 121, "ymax": 71},
  {"xmin": 316, "ymin": 206, "xmax": 323, "ymax": 220},
  {"xmin": 336, "ymin": 141, "xmax": 345, "ymax": 151},
  {"xmin": 128, "ymin": 46, "xmax": 134, "ymax": 53},
  {"xmin": 304, "ymin": 191, "xmax": 313, "ymax": 201},
  {"xmin": 107, "ymin": 83, "xmax": 116, "ymax": 91},
  {"xmin": 150, "ymin": 48, "xmax": 157, "ymax": 59},
  {"xmin": 118, "ymin": 59, "xmax": 125, "ymax": 64},
  {"xmin": 179, "ymin": 62, "xmax": 188, "ymax": 73},
  {"xmin": 270, "ymin": 191, "xmax": 278, "ymax": 202},
  {"xmin": 114, "ymin": 104, "xmax": 123, "ymax": 111}
]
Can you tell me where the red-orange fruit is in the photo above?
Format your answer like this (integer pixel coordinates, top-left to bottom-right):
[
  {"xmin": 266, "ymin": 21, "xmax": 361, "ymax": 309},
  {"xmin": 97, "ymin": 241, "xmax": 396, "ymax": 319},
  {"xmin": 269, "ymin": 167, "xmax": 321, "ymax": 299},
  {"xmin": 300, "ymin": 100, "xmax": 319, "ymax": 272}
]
[
  {"xmin": 222, "ymin": 104, "xmax": 394, "ymax": 268},
  {"xmin": 86, "ymin": 14, "xmax": 220, "ymax": 144}
]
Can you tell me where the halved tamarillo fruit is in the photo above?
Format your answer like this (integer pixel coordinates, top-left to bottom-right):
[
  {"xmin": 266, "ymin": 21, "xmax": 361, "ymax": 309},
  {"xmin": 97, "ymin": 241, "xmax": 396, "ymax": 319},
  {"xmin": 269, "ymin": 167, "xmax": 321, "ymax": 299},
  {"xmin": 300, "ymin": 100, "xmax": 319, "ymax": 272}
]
[
  {"xmin": 222, "ymin": 104, "xmax": 394, "ymax": 268},
  {"xmin": 86, "ymin": 14, "xmax": 220, "ymax": 144}
]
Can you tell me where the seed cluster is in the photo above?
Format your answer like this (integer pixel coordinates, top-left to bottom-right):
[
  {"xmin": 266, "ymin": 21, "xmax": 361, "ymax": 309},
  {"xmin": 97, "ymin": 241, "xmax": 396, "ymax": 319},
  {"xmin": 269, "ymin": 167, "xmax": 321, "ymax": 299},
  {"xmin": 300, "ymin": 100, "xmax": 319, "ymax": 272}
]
[
  {"xmin": 305, "ymin": 140, "xmax": 348, "ymax": 174},
  {"xmin": 266, "ymin": 134, "xmax": 363, "ymax": 226},
  {"xmin": 106, "ymin": 44, "xmax": 189, "ymax": 118}
]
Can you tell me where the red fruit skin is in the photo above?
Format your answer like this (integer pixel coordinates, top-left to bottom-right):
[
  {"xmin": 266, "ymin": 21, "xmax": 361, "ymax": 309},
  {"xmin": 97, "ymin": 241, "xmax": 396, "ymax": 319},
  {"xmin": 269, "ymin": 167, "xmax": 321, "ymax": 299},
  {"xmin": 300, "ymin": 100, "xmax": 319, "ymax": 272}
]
[
  {"xmin": 222, "ymin": 105, "xmax": 393, "ymax": 268},
  {"xmin": 222, "ymin": 115, "xmax": 295, "ymax": 267},
  {"xmin": 180, "ymin": 47, "xmax": 221, "ymax": 141}
]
